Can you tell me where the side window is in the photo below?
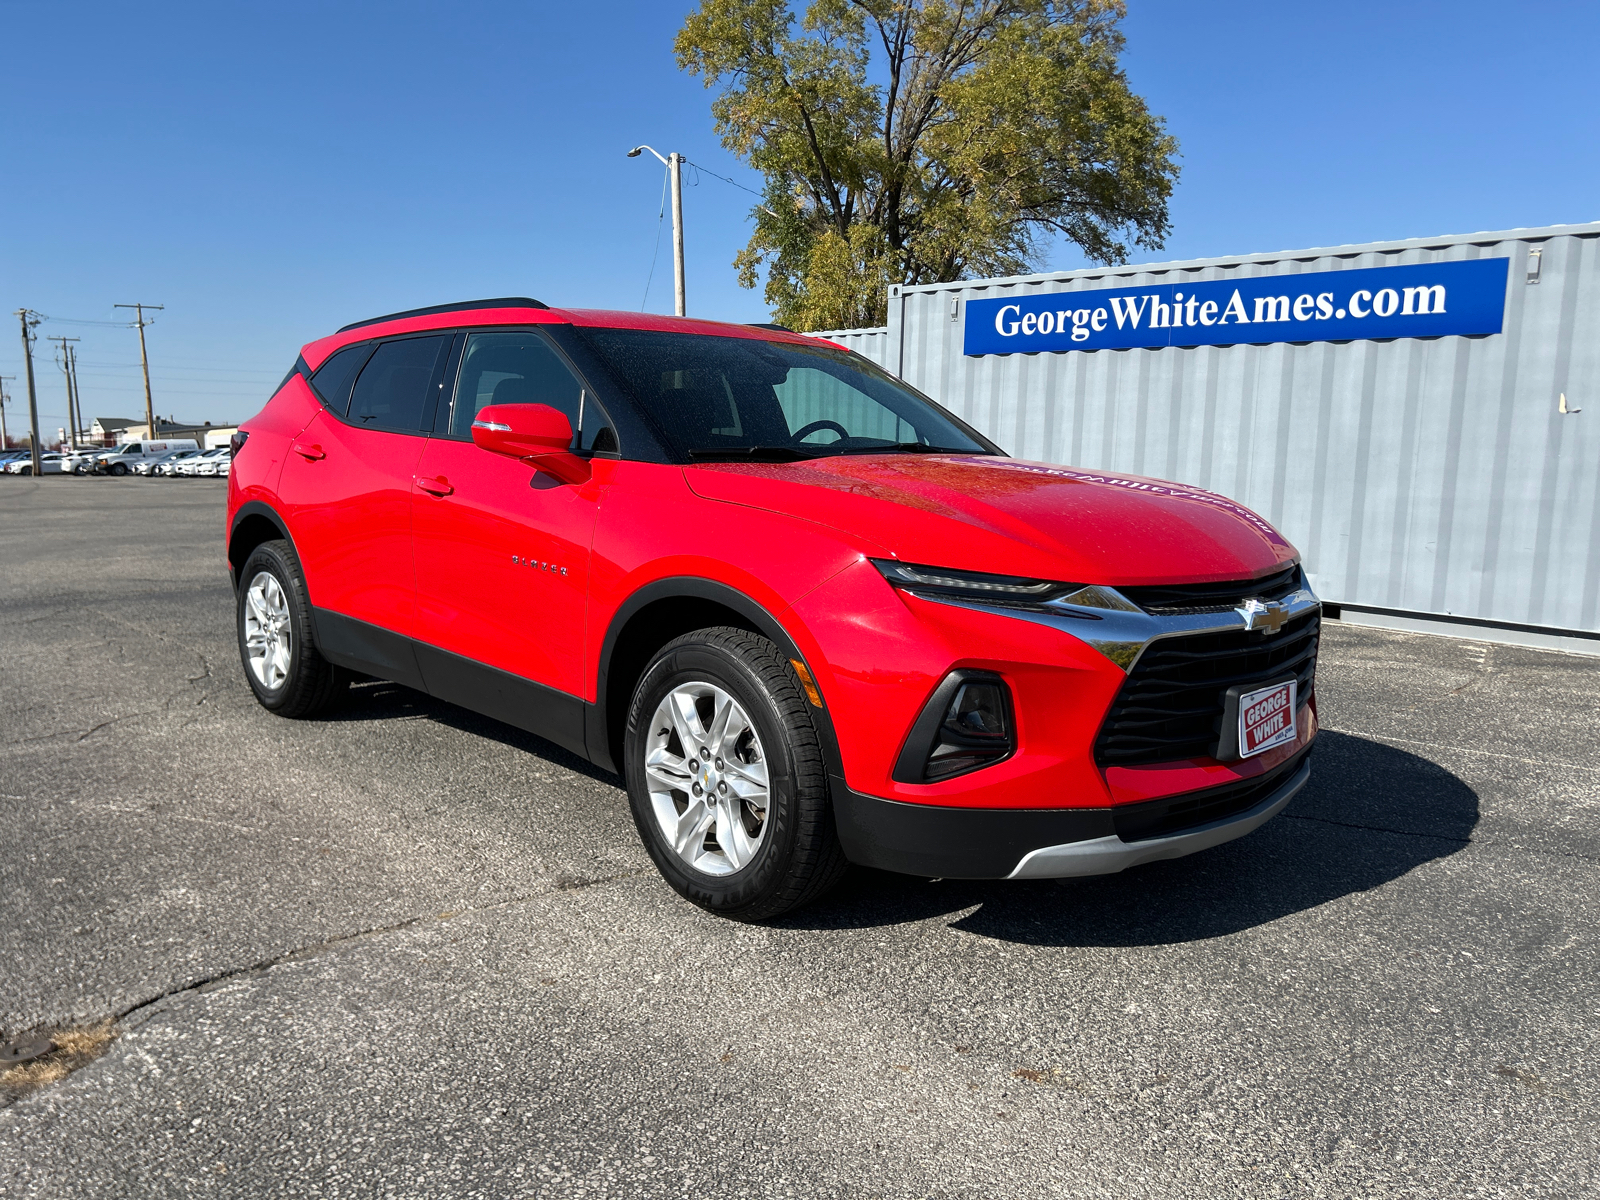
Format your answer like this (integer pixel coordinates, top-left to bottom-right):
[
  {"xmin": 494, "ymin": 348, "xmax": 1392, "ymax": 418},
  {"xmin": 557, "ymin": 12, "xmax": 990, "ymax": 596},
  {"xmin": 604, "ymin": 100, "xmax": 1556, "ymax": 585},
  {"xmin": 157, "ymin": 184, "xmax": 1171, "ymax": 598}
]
[
  {"xmin": 309, "ymin": 344, "xmax": 371, "ymax": 415},
  {"xmin": 348, "ymin": 335, "xmax": 450, "ymax": 433},
  {"xmin": 447, "ymin": 331, "xmax": 614, "ymax": 453}
]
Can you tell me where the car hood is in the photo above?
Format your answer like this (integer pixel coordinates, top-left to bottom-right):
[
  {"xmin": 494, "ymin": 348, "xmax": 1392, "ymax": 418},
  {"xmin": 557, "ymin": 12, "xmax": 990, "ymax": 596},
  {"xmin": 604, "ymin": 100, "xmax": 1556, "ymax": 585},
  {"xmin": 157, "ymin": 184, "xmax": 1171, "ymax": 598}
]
[{"xmin": 683, "ymin": 454, "xmax": 1298, "ymax": 586}]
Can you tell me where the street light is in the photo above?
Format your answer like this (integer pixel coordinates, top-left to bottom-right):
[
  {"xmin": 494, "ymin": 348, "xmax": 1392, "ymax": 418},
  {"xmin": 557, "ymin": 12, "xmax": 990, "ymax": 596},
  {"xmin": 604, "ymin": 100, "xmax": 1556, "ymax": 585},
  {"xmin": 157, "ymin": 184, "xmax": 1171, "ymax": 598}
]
[{"xmin": 627, "ymin": 145, "xmax": 685, "ymax": 317}]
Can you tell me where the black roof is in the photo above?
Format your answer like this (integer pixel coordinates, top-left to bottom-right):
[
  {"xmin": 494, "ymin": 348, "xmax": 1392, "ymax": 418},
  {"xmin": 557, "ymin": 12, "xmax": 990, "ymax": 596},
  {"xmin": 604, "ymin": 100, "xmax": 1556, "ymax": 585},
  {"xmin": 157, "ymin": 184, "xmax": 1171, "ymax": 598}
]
[{"xmin": 337, "ymin": 297, "xmax": 549, "ymax": 334}]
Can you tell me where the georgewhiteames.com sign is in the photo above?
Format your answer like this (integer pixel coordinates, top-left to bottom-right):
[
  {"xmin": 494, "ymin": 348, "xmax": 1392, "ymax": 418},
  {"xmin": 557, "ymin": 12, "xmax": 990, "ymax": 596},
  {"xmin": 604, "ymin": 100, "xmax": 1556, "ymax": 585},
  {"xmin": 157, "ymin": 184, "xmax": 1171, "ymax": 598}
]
[{"xmin": 962, "ymin": 257, "xmax": 1509, "ymax": 356}]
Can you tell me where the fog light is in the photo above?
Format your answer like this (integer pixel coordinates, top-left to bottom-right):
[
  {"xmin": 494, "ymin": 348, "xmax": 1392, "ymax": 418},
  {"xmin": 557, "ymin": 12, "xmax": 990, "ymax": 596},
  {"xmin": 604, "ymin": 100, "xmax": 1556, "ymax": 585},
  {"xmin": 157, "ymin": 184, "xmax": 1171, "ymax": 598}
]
[{"xmin": 892, "ymin": 670, "xmax": 1016, "ymax": 784}]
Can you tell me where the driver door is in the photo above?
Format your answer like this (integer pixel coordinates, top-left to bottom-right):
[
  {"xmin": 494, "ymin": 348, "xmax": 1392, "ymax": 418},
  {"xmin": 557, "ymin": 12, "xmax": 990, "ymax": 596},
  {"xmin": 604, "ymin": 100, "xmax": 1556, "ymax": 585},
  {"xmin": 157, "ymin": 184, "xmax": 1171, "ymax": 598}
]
[{"xmin": 410, "ymin": 330, "xmax": 611, "ymax": 739}]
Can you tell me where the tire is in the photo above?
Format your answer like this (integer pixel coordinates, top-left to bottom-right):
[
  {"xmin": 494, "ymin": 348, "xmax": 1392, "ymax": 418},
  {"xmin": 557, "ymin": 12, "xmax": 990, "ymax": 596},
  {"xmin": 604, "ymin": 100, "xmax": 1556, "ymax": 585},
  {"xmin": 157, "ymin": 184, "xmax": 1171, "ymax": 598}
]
[
  {"xmin": 110, "ymin": 462, "xmax": 128, "ymax": 476},
  {"xmin": 19, "ymin": 466, "xmax": 30, "ymax": 476},
  {"xmin": 235, "ymin": 539, "xmax": 347, "ymax": 718},
  {"xmin": 73, "ymin": 464, "xmax": 87, "ymax": 476},
  {"xmin": 624, "ymin": 626, "xmax": 848, "ymax": 921}
]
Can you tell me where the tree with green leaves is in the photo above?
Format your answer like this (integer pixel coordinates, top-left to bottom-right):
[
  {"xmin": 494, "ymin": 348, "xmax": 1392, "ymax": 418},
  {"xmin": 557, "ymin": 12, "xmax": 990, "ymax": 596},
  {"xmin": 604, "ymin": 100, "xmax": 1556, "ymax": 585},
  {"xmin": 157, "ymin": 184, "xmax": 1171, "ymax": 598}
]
[{"xmin": 675, "ymin": 0, "xmax": 1180, "ymax": 330}]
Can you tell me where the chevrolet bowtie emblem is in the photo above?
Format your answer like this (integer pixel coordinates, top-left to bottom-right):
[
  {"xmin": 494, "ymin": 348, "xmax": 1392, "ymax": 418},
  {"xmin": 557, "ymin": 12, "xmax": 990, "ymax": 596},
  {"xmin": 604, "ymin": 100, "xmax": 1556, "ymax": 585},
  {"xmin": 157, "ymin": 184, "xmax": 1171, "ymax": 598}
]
[{"xmin": 1237, "ymin": 597, "xmax": 1290, "ymax": 635}]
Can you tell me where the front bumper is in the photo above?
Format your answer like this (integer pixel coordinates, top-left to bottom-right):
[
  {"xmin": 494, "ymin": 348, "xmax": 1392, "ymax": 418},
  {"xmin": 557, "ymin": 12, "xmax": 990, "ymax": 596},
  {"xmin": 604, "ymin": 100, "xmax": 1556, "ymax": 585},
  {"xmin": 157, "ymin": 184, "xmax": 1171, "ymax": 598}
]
[
  {"xmin": 832, "ymin": 746, "xmax": 1312, "ymax": 880},
  {"xmin": 1006, "ymin": 759, "xmax": 1309, "ymax": 879}
]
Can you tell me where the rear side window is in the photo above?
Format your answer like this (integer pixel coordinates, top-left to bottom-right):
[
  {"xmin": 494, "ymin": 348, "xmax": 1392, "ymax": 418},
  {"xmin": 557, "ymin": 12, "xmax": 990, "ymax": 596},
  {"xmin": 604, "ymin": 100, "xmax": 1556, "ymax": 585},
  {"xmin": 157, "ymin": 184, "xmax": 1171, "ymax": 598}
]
[
  {"xmin": 348, "ymin": 336, "xmax": 450, "ymax": 433},
  {"xmin": 310, "ymin": 344, "xmax": 371, "ymax": 415}
]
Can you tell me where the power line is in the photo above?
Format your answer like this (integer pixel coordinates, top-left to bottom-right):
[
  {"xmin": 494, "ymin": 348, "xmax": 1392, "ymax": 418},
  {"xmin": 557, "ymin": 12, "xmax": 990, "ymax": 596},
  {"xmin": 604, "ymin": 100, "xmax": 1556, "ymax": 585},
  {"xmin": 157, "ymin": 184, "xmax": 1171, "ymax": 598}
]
[
  {"xmin": 68, "ymin": 360, "xmax": 281, "ymax": 375},
  {"xmin": 37, "ymin": 315, "xmax": 142, "ymax": 327},
  {"xmin": 683, "ymin": 159, "xmax": 767, "ymax": 201}
]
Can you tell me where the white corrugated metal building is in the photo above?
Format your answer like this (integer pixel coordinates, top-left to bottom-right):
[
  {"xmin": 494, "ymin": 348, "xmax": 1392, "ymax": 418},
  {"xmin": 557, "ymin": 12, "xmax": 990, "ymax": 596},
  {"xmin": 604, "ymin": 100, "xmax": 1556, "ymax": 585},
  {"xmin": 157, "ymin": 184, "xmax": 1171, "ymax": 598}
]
[{"xmin": 810, "ymin": 222, "xmax": 1600, "ymax": 655}]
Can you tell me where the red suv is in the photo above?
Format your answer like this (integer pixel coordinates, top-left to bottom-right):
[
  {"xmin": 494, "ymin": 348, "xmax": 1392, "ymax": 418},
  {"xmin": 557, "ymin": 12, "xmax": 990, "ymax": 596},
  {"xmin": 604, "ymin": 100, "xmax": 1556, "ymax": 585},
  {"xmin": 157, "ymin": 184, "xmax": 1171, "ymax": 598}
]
[{"xmin": 227, "ymin": 298, "xmax": 1320, "ymax": 919}]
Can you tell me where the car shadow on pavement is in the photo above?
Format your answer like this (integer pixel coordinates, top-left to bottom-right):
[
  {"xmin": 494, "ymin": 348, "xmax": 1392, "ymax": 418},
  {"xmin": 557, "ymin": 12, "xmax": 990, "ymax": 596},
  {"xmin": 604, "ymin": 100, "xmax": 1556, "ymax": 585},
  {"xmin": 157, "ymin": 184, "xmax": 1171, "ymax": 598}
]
[
  {"xmin": 784, "ymin": 731, "xmax": 1480, "ymax": 947},
  {"xmin": 327, "ymin": 679, "xmax": 623, "ymax": 786}
]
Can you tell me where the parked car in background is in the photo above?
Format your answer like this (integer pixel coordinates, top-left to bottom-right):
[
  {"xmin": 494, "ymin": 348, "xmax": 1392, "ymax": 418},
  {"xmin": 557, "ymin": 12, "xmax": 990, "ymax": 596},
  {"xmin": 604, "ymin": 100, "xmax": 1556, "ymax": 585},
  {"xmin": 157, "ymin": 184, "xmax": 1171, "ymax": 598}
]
[
  {"xmin": 154, "ymin": 450, "xmax": 202, "ymax": 475},
  {"xmin": 137, "ymin": 449, "xmax": 198, "ymax": 475},
  {"xmin": 97, "ymin": 439, "xmax": 200, "ymax": 476},
  {"xmin": 62, "ymin": 448, "xmax": 107, "ymax": 474},
  {"xmin": 178, "ymin": 448, "xmax": 230, "ymax": 476},
  {"xmin": 227, "ymin": 296, "xmax": 1320, "ymax": 920},
  {"xmin": 5, "ymin": 453, "xmax": 67, "ymax": 475}
]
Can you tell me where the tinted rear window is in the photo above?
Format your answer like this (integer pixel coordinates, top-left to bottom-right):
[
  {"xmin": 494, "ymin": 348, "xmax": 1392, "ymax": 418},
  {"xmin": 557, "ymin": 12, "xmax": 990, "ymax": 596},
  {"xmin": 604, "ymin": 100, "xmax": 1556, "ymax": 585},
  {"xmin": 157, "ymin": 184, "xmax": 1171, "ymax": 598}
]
[
  {"xmin": 348, "ymin": 336, "xmax": 450, "ymax": 433},
  {"xmin": 310, "ymin": 344, "xmax": 371, "ymax": 415}
]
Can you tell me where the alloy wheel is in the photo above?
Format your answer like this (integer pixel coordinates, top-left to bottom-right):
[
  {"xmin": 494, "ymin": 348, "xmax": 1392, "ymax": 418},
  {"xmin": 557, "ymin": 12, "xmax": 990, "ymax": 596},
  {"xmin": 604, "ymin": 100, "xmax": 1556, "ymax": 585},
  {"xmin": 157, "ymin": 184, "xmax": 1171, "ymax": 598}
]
[
  {"xmin": 242, "ymin": 571, "xmax": 292, "ymax": 690},
  {"xmin": 644, "ymin": 682, "xmax": 770, "ymax": 876}
]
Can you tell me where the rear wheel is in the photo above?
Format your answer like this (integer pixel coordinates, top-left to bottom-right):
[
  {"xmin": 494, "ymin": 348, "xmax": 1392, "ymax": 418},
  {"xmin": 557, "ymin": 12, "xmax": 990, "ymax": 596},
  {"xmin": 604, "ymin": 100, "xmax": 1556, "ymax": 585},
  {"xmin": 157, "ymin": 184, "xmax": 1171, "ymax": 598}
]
[
  {"xmin": 624, "ymin": 627, "xmax": 847, "ymax": 920},
  {"xmin": 236, "ymin": 539, "xmax": 346, "ymax": 717}
]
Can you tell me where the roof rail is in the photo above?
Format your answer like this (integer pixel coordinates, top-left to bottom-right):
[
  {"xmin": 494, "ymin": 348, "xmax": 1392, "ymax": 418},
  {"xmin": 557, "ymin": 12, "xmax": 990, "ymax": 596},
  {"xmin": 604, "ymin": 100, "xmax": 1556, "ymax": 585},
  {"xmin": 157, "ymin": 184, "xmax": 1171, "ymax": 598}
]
[
  {"xmin": 337, "ymin": 297, "xmax": 549, "ymax": 334},
  {"xmin": 746, "ymin": 322, "xmax": 794, "ymax": 333}
]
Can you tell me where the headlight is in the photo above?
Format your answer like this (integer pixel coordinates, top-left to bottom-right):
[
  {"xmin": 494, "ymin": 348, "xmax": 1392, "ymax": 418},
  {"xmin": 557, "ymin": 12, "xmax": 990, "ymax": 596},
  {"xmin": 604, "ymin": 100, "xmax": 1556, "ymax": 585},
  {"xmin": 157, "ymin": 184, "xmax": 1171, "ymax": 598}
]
[
  {"xmin": 870, "ymin": 558, "xmax": 1144, "ymax": 615},
  {"xmin": 871, "ymin": 558, "xmax": 1081, "ymax": 609}
]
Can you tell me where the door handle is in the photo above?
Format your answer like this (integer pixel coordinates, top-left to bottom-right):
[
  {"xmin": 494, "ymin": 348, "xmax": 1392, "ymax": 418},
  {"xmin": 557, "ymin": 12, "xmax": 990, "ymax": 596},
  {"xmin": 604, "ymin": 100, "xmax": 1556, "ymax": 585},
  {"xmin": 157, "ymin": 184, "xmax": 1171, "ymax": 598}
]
[
  {"xmin": 416, "ymin": 475, "xmax": 454, "ymax": 497},
  {"xmin": 291, "ymin": 442, "xmax": 325, "ymax": 461}
]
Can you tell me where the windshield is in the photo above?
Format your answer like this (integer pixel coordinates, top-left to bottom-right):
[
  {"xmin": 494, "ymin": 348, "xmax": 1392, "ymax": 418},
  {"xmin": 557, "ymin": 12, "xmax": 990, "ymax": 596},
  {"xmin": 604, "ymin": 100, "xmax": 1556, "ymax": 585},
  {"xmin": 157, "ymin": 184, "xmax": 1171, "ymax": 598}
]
[{"xmin": 575, "ymin": 330, "xmax": 999, "ymax": 462}]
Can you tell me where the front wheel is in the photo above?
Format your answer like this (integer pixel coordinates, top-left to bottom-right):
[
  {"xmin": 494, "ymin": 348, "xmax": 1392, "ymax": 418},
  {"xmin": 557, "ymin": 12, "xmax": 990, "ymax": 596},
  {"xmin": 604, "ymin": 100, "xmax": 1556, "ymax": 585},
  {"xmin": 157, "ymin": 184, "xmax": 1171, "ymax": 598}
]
[
  {"xmin": 624, "ymin": 627, "xmax": 847, "ymax": 921},
  {"xmin": 236, "ymin": 539, "xmax": 347, "ymax": 718},
  {"xmin": 110, "ymin": 462, "xmax": 128, "ymax": 476}
]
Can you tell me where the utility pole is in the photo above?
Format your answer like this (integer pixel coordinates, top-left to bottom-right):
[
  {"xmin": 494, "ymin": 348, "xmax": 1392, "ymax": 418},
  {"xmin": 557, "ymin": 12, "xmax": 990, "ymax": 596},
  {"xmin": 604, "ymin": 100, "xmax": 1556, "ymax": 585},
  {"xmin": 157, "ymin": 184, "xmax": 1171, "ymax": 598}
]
[
  {"xmin": 49, "ymin": 336, "xmax": 81, "ymax": 451},
  {"xmin": 0, "ymin": 376, "xmax": 13, "ymax": 450},
  {"xmin": 626, "ymin": 146, "xmax": 686, "ymax": 316},
  {"xmin": 66, "ymin": 345, "xmax": 83, "ymax": 447},
  {"xmin": 114, "ymin": 302, "xmax": 163, "ymax": 438},
  {"xmin": 16, "ymin": 311, "xmax": 43, "ymax": 476}
]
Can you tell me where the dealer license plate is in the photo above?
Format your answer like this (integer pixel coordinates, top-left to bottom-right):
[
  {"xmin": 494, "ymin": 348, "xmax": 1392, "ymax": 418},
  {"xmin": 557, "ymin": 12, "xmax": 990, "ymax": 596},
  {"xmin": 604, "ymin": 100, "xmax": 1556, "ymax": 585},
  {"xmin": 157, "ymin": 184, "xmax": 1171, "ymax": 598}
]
[{"xmin": 1238, "ymin": 680, "xmax": 1297, "ymax": 759}]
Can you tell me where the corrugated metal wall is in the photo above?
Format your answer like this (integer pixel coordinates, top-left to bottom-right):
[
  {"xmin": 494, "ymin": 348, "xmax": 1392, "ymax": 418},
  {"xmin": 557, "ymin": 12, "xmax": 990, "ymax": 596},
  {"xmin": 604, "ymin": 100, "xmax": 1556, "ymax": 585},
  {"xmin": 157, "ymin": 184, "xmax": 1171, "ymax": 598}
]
[
  {"xmin": 858, "ymin": 223, "xmax": 1600, "ymax": 636},
  {"xmin": 809, "ymin": 325, "xmax": 892, "ymax": 369}
]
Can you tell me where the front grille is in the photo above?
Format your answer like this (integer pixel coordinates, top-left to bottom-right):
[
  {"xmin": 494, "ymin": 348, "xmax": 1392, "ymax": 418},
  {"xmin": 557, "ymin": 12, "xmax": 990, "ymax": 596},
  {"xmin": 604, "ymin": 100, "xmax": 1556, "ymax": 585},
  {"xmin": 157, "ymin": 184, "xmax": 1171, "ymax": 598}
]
[
  {"xmin": 1117, "ymin": 565, "xmax": 1301, "ymax": 614},
  {"xmin": 1094, "ymin": 610, "xmax": 1319, "ymax": 766},
  {"xmin": 1111, "ymin": 748, "xmax": 1309, "ymax": 842}
]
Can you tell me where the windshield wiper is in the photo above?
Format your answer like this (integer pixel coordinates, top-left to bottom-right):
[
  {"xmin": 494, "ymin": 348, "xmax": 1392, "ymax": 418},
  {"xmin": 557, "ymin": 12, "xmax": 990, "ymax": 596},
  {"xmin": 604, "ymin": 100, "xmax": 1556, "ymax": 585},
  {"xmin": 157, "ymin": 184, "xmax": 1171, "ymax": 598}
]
[
  {"xmin": 833, "ymin": 442, "xmax": 982, "ymax": 455},
  {"xmin": 687, "ymin": 446, "xmax": 820, "ymax": 462}
]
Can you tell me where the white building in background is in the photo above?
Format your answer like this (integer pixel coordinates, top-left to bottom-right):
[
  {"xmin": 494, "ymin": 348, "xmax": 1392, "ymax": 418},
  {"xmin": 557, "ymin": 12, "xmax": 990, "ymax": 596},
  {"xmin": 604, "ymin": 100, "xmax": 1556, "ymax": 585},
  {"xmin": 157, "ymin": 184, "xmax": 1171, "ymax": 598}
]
[{"xmin": 90, "ymin": 416, "xmax": 140, "ymax": 443}]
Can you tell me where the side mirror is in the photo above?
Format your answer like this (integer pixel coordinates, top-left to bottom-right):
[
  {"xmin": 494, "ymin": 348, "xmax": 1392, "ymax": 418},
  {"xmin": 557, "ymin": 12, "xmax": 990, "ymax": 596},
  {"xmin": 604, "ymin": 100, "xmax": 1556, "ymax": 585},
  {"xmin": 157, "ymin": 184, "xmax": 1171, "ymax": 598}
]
[{"xmin": 471, "ymin": 403, "xmax": 590, "ymax": 484}]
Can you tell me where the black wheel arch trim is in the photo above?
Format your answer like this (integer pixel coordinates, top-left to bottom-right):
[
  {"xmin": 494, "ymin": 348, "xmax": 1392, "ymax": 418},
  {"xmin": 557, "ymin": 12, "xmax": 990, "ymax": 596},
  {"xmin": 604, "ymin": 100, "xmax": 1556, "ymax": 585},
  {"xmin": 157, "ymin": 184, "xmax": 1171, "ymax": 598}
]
[
  {"xmin": 228, "ymin": 500, "xmax": 298, "ymax": 593},
  {"xmin": 591, "ymin": 576, "xmax": 843, "ymax": 782}
]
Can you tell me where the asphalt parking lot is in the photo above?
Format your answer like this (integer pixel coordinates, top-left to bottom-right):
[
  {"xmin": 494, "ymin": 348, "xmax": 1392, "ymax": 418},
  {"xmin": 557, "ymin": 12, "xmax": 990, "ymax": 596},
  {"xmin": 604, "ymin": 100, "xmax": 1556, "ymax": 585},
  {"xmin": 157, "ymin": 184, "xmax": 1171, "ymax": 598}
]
[{"xmin": 1, "ymin": 477, "xmax": 1596, "ymax": 1199}]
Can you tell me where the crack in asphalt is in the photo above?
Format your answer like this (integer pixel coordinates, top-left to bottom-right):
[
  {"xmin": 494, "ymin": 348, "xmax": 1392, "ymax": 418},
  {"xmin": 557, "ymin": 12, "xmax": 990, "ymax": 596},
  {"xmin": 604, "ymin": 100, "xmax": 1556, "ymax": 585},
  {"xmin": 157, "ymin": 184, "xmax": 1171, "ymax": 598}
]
[
  {"xmin": 0, "ymin": 866, "xmax": 654, "ymax": 1111},
  {"xmin": 112, "ymin": 865, "xmax": 652, "ymax": 1026},
  {"xmin": 5, "ymin": 641, "xmax": 220, "ymax": 749},
  {"xmin": 7, "ymin": 708, "xmax": 168, "ymax": 747},
  {"xmin": 1283, "ymin": 813, "xmax": 1473, "ymax": 843}
]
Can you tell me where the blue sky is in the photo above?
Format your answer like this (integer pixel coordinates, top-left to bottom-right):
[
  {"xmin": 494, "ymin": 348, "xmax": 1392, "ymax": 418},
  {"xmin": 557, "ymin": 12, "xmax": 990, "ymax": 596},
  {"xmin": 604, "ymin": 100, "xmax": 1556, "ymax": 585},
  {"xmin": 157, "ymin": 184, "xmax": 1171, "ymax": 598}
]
[{"xmin": 2, "ymin": 0, "xmax": 1597, "ymax": 434}]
